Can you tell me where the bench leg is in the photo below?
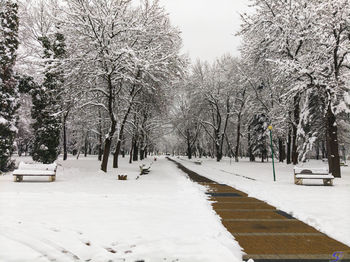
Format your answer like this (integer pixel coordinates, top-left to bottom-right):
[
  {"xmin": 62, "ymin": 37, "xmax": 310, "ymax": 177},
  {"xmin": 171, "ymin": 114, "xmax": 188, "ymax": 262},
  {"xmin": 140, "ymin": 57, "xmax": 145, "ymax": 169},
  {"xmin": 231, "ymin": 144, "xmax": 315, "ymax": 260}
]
[
  {"xmin": 50, "ymin": 175, "xmax": 56, "ymax": 182},
  {"xmin": 14, "ymin": 176, "xmax": 23, "ymax": 182},
  {"xmin": 294, "ymin": 177, "xmax": 303, "ymax": 185},
  {"xmin": 323, "ymin": 179, "xmax": 333, "ymax": 186}
]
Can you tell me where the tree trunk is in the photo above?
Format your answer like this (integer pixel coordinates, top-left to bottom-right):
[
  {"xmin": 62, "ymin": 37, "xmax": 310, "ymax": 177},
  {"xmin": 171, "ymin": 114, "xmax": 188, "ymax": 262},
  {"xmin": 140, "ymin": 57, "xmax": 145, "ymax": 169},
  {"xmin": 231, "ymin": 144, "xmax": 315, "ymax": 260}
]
[
  {"xmin": 248, "ymin": 124, "xmax": 255, "ymax": 162},
  {"xmin": 133, "ymin": 139, "xmax": 138, "ymax": 161},
  {"xmin": 101, "ymin": 75, "xmax": 117, "ymax": 172},
  {"xmin": 187, "ymin": 137, "xmax": 192, "ymax": 159},
  {"xmin": 84, "ymin": 134, "xmax": 88, "ymax": 157},
  {"xmin": 292, "ymin": 95, "xmax": 300, "ymax": 165},
  {"xmin": 140, "ymin": 148, "xmax": 145, "ymax": 160},
  {"xmin": 215, "ymin": 131, "xmax": 223, "ymax": 162},
  {"xmin": 129, "ymin": 140, "xmax": 133, "ymax": 164},
  {"xmin": 98, "ymin": 137, "xmax": 103, "ymax": 161},
  {"xmin": 63, "ymin": 114, "xmax": 68, "ymax": 161},
  {"xmin": 101, "ymin": 121, "xmax": 116, "ymax": 172},
  {"xmin": 212, "ymin": 138, "xmax": 215, "ymax": 159},
  {"xmin": 291, "ymin": 126, "xmax": 298, "ymax": 165},
  {"xmin": 98, "ymin": 111, "xmax": 103, "ymax": 161},
  {"xmin": 322, "ymin": 140, "xmax": 327, "ymax": 158},
  {"xmin": 278, "ymin": 138, "xmax": 285, "ymax": 162},
  {"xmin": 216, "ymin": 145, "xmax": 222, "ymax": 162},
  {"xmin": 187, "ymin": 130, "xmax": 192, "ymax": 159},
  {"xmin": 113, "ymin": 129, "xmax": 124, "ymax": 168},
  {"xmin": 140, "ymin": 133, "xmax": 145, "ymax": 161},
  {"xmin": 121, "ymin": 141, "xmax": 125, "ymax": 158},
  {"xmin": 101, "ymin": 137, "xmax": 112, "ymax": 172},
  {"xmin": 88, "ymin": 145, "xmax": 92, "ymax": 155},
  {"xmin": 235, "ymin": 117, "xmax": 241, "ymax": 162},
  {"xmin": 315, "ymin": 141, "xmax": 320, "ymax": 160},
  {"xmin": 326, "ymin": 104, "xmax": 341, "ymax": 177},
  {"xmin": 113, "ymin": 139, "xmax": 122, "ymax": 168},
  {"xmin": 341, "ymin": 145, "xmax": 346, "ymax": 163},
  {"xmin": 113, "ymin": 102, "xmax": 134, "ymax": 167},
  {"xmin": 287, "ymin": 127, "xmax": 291, "ymax": 164}
]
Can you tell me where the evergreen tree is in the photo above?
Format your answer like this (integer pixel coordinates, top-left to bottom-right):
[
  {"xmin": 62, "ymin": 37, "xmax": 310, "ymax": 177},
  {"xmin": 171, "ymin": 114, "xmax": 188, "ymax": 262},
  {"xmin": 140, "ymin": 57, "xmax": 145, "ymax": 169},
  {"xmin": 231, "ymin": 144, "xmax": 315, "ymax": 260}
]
[
  {"xmin": 250, "ymin": 113, "xmax": 268, "ymax": 162},
  {"xmin": 0, "ymin": 0, "xmax": 19, "ymax": 171},
  {"xmin": 31, "ymin": 33, "xmax": 65, "ymax": 164}
]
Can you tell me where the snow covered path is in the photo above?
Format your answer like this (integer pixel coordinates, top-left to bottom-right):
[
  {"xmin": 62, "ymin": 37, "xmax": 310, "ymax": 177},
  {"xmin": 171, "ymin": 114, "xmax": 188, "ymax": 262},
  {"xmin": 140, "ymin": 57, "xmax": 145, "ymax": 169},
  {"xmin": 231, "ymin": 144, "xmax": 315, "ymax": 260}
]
[{"xmin": 0, "ymin": 156, "xmax": 242, "ymax": 262}]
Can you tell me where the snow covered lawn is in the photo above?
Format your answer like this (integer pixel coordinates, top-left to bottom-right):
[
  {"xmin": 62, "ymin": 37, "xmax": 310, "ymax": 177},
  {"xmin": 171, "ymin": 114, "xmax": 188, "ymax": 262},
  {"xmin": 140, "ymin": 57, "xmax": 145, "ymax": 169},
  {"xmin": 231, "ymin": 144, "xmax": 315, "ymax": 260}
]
[
  {"xmin": 174, "ymin": 156, "xmax": 350, "ymax": 247},
  {"xmin": 0, "ymin": 156, "xmax": 242, "ymax": 262}
]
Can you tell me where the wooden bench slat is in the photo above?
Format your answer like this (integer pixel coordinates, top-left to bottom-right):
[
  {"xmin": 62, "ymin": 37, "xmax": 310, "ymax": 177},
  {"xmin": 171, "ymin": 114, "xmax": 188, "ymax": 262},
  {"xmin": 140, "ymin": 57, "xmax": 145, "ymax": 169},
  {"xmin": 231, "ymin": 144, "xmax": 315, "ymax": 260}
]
[{"xmin": 295, "ymin": 174, "xmax": 334, "ymax": 179}]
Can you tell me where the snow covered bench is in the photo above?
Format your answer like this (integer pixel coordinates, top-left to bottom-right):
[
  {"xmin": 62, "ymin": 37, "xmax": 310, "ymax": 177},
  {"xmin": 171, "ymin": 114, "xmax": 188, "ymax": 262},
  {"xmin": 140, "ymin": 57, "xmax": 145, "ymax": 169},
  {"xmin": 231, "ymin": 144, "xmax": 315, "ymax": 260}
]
[
  {"xmin": 194, "ymin": 160, "xmax": 202, "ymax": 165},
  {"xmin": 139, "ymin": 163, "xmax": 152, "ymax": 175},
  {"xmin": 294, "ymin": 167, "xmax": 334, "ymax": 186},
  {"xmin": 13, "ymin": 162, "xmax": 57, "ymax": 182}
]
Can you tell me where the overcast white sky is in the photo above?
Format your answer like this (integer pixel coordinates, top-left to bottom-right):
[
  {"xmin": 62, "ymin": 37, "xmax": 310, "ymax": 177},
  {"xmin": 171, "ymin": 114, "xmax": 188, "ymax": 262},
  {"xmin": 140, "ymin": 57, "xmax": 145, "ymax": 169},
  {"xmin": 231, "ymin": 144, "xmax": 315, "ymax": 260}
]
[{"xmin": 158, "ymin": 0, "xmax": 251, "ymax": 63}]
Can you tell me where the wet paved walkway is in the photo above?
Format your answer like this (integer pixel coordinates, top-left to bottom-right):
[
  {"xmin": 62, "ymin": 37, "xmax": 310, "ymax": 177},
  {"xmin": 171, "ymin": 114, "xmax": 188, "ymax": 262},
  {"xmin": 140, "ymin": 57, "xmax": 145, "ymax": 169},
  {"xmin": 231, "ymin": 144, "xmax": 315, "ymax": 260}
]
[{"xmin": 167, "ymin": 158, "xmax": 350, "ymax": 262}]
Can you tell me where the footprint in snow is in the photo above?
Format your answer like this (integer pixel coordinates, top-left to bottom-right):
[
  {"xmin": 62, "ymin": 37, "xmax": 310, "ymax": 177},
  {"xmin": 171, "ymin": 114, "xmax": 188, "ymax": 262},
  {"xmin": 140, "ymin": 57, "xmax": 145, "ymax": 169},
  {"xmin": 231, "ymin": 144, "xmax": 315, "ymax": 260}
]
[{"xmin": 105, "ymin": 247, "xmax": 117, "ymax": 253}]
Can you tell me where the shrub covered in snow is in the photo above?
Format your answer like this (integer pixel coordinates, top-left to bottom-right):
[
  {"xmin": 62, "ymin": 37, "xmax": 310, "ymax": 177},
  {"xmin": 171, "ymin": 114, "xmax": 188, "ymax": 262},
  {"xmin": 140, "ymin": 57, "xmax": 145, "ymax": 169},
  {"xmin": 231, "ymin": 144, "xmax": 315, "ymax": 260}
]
[{"xmin": 0, "ymin": 0, "xmax": 19, "ymax": 171}]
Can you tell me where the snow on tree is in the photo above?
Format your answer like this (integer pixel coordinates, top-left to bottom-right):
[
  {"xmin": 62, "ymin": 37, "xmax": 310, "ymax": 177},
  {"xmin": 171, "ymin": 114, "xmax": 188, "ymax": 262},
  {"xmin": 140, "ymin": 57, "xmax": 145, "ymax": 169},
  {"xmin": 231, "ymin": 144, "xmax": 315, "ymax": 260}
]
[
  {"xmin": 171, "ymin": 82, "xmax": 202, "ymax": 160},
  {"xmin": 0, "ymin": 0, "xmax": 19, "ymax": 171},
  {"xmin": 298, "ymin": 87, "xmax": 326, "ymax": 162},
  {"xmin": 61, "ymin": 0, "xmax": 184, "ymax": 171},
  {"xmin": 240, "ymin": 0, "xmax": 350, "ymax": 177},
  {"xmin": 191, "ymin": 58, "xmax": 234, "ymax": 162},
  {"xmin": 172, "ymin": 55, "xmax": 257, "ymax": 160}
]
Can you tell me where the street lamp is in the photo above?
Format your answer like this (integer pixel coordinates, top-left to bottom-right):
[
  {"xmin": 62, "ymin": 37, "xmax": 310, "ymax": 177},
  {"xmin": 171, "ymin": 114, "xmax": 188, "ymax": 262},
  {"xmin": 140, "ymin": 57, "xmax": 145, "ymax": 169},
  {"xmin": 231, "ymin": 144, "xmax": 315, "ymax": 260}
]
[{"xmin": 268, "ymin": 125, "xmax": 276, "ymax": 182}]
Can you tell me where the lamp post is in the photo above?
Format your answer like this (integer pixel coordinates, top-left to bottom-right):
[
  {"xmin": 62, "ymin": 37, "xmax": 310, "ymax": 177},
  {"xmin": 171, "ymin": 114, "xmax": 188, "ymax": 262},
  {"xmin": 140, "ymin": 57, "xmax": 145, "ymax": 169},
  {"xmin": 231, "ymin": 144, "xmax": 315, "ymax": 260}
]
[{"xmin": 268, "ymin": 125, "xmax": 276, "ymax": 182}]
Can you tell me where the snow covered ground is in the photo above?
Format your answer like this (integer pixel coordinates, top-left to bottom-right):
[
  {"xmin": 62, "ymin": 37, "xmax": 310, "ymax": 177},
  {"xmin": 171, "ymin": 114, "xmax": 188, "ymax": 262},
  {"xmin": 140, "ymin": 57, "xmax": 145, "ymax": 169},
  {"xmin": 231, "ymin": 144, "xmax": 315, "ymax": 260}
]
[
  {"xmin": 174, "ymin": 156, "xmax": 350, "ymax": 247},
  {"xmin": 0, "ymin": 156, "xmax": 242, "ymax": 262},
  {"xmin": 2, "ymin": 155, "xmax": 349, "ymax": 262}
]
